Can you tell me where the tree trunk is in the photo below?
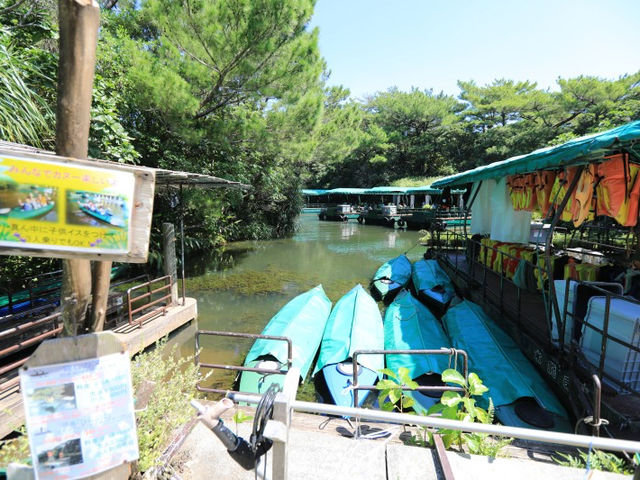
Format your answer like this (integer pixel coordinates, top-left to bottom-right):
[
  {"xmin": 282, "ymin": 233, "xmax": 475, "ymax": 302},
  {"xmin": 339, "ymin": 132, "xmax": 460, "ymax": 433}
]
[{"xmin": 56, "ymin": 0, "xmax": 100, "ymax": 336}]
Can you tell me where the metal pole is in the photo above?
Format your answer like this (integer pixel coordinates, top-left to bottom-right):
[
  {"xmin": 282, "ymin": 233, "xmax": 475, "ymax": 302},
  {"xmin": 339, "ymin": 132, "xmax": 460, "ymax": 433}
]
[
  {"xmin": 230, "ymin": 393, "xmax": 640, "ymax": 454},
  {"xmin": 180, "ymin": 183, "xmax": 186, "ymax": 306}
]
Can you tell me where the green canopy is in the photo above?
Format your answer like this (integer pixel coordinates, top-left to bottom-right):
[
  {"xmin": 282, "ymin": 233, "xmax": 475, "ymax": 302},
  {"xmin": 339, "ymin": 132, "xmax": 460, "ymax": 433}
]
[
  {"xmin": 302, "ymin": 189, "xmax": 329, "ymax": 196},
  {"xmin": 363, "ymin": 186, "xmax": 410, "ymax": 195},
  {"xmin": 405, "ymin": 186, "xmax": 442, "ymax": 195},
  {"xmin": 432, "ymin": 120, "xmax": 640, "ymax": 188}
]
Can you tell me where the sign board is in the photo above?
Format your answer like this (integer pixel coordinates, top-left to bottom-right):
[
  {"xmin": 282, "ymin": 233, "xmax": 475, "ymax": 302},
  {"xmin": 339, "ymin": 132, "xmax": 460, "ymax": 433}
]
[
  {"xmin": 0, "ymin": 148, "xmax": 154, "ymax": 262},
  {"xmin": 20, "ymin": 333, "xmax": 138, "ymax": 479}
]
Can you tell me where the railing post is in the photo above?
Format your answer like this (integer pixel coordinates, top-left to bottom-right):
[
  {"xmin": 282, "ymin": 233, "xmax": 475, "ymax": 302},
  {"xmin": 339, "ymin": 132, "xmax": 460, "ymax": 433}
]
[
  {"xmin": 266, "ymin": 367, "xmax": 299, "ymax": 480},
  {"xmin": 162, "ymin": 222, "xmax": 179, "ymax": 305}
]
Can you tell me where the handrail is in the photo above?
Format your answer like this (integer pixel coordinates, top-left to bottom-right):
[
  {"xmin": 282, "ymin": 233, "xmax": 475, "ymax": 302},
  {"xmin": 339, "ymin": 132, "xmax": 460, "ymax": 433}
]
[
  {"xmin": 194, "ymin": 330, "xmax": 293, "ymax": 395},
  {"xmin": 352, "ymin": 348, "xmax": 468, "ymax": 408},
  {"xmin": 126, "ymin": 275, "xmax": 173, "ymax": 328}
]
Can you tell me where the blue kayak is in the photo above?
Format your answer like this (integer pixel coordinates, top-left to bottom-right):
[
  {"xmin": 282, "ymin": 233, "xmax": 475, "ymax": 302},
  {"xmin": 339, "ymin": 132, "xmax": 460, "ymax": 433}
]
[
  {"xmin": 370, "ymin": 254, "xmax": 412, "ymax": 304},
  {"xmin": 384, "ymin": 290, "xmax": 452, "ymax": 413},
  {"xmin": 313, "ymin": 285, "xmax": 384, "ymax": 407},
  {"xmin": 411, "ymin": 259, "xmax": 456, "ymax": 312},
  {"xmin": 442, "ymin": 299, "xmax": 571, "ymax": 431},
  {"xmin": 239, "ymin": 285, "xmax": 332, "ymax": 394}
]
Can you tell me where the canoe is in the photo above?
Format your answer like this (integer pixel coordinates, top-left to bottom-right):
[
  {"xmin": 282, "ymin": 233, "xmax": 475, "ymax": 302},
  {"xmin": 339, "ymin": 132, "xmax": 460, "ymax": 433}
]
[
  {"xmin": 442, "ymin": 299, "xmax": 571, "ymax": 431},
  {"xmin": 78, "ymin": 203, "xmax": 125, "ymax": 227},
  {"xmin": 411, "ymin": 259, "xmax": 456, "ymax": 313},
  {"xmin": 239, "ymin": 285, "xmax": 332, "ymax": 394},
  {"xmin": 384, "ymin": 290, "xmax": 452, "ymax": 413},
  {"xmin": 370, "ymin": 254, "xmax": 411, "ymax": 304},
  {"xmin": 313, "ymin": 284, "xmax": 384, "ymax": 407},
  {"xmin": 0, "ymin": 203, "xmax": 54, "ymax": 220}
]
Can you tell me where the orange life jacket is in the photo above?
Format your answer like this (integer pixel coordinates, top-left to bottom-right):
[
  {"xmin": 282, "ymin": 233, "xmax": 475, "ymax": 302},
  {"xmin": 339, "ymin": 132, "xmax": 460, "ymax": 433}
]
[
  {"xmin": 550, "ymin": 167, "xmax": 579, "ymax": 222},
  {"xmin": 596, "ymin": 153, "xmax": 640, "ymax": 226},
  {"xmin": 533, "ymin": 170, "xmax": 556, "ymax": 218},
  {"xmin": 571, "ymin": 164, "xmax": 597, "ymax": 227}
]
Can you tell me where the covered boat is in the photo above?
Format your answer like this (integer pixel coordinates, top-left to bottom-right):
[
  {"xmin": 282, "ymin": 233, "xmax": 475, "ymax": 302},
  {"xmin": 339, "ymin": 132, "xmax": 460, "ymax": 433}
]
[
  {"xmin": 313, "ymin": 284, "xmax": 384, "ymax": 407},
  {"xmin": 442, "ymin": 299, "xmax": 570, "ymax": 431},
  {"xmin": 370, "ymin": 254, "xmax": 411, "ymax": 304},
  {"xmin": 239, "ymin": 285, "xmax": 332, "ymax": 394},
  {"xmin": 411, "ymin": 259, "xmax": 456, "ymax": 313},
  {"xmin": 384, "ymin": 290, "xmax": 452, "ymax": 413}
]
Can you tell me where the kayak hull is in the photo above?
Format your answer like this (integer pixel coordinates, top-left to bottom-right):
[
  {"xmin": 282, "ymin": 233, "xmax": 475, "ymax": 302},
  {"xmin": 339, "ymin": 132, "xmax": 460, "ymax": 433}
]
[{"xmin": 322, "ymin": 363, "xmax": 378, "ymax": 408}]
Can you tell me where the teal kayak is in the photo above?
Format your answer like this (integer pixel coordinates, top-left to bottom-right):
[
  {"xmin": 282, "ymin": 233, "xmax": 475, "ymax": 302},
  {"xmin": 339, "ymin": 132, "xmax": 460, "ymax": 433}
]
[
  {"xmin": 239, "ymin": 285, "xmax": 332, "ymax": 394},
  {"xmin": 411, "ymin": 259, "xmax": 456, "ymax": 312},
  {"xmin": 0, "ymin": 203, "xmax": 54, "ymax": 220},
  {"xmin": 442, "ymin": 299, "xmax": 571, "ymax": 431},
  {"xmin": 370, "ymin": 254, "xmax": 411, "ymax": 304},
  {"xmin": 384, "ymin": 290, "xmax": 452, "ymax": 413},
  {"xmin": 313, "ymin": 284, "xmax": 384, "ymax": 407},
  {"xmin": 78, "ymin": 203, "xmax": 125, "ymax": 227}
]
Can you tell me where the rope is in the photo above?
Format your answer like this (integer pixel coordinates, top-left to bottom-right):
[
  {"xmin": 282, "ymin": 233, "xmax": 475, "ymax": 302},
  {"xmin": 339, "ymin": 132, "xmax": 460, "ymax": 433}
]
[
  {"xmin": 584, "ymin": 441, "xmax": 594, "ymax": 480},
  {"xmin": 251, "ymin": 383, "xmax": 279, "ymax": 480}
]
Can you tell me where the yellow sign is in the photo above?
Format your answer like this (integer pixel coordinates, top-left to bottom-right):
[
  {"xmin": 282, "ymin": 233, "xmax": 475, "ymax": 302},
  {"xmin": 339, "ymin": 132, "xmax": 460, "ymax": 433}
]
[{"xmin": 0, "ymin": 154, "xmax": 136, "ymax": 256}]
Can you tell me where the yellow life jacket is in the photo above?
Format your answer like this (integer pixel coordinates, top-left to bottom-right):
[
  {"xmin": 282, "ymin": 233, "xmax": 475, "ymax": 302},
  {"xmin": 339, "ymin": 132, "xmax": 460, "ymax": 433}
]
[{"xmin": 571, "ymin": 164, "xmax": 597, "ymax": 228}]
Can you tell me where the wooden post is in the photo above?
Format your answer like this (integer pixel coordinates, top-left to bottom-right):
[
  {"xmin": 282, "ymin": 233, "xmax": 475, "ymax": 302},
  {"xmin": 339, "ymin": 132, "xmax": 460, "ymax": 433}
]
[
  {"xmin": 86, "ymin": 260, "xmax": 112, "ymax": 332},
  {"xmin": 56, "ymin": 0, "xmax": 100, "ymax": 336},
  {"xmin": 162, "ymin": 223, "xmax": 179, "ymax": 304}
]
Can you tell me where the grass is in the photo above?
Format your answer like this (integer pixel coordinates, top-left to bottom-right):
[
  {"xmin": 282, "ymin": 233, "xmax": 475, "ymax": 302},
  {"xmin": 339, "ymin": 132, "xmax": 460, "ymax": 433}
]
[{"xmin": 390, "ymin": 176, "xmax": 444, "ymax": 187}]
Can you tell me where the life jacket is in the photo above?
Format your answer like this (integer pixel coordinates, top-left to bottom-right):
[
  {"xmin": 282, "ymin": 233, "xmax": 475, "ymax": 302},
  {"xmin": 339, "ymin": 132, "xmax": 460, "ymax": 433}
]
[
  {"xmin": 550, "ymin": 167, "xmax": 580, "ymax": 222},
  {"xmin": 508, "ymin": 174, "xmax": 536, "ymax": 211},
  {"xmin": 533, "ymin": 170, "xmax": 556, "ymax": 218},
  {"xmin": 571, "ymin": 164, "xmax": 597, "ymax": 228},
  {"xmin": 596, "ymin": 153, "xmax": 640, "ymax": 227}
]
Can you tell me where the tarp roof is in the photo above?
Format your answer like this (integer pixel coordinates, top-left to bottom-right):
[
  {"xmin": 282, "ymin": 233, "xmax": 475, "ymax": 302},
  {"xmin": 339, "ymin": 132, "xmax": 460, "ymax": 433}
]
[
  {"xmin": 405, "ymin": 186, "xmax": 443, "ymax": 195},
  {"xmin": 327, "ymin": 187, "xmax": 368, "ymax": 195},
  {"xmin": 363, "ymin": 186, "xmax": 410, "ymax": 195},
  {"xmin": 301, "ymin": 189, "xmax": 329, "ymax": 196},
  {"xmin": 432, "ymin": 120, "xmax": 640, "ymax": 188}
]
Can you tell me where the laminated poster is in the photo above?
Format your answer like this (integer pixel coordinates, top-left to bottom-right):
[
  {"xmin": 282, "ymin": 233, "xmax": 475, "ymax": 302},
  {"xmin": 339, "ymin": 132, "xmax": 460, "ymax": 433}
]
[
  {"xmin": 0, "ymin": 154, "xmax": 135, "ymax": 255},
  {"xmin": 20, "ymin": 353, "xmax": 139, "ymax": 479}
]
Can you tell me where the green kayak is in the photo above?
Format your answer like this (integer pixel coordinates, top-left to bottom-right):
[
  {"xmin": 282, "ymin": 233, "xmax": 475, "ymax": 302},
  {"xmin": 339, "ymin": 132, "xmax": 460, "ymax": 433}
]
[
  {"xmin": 411, "ymin": 259, "xmax": 456, "ymax": 313},
  {"xmin": 239, "ymin": 285, "xmax": 332, "ymax": 394},
  {"xmin": 0, "ymin": 203, "xmax": 54, "ymax": 220},
  {"xmin": 443, "ymin": 299, "xmax": 571, "ymax": 431},
  {"xmin": 313, "ymin": 284, "xmax": 384, "ymax": 407},
  {"xmin": 384, "ymin": 290, "xmax": 452, "ymax": 413}
]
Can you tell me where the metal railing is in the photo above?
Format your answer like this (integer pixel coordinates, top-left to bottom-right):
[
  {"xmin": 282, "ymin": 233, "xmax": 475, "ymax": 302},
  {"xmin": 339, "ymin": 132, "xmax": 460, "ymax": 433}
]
[
  {"xmin": 351, "ymin": 348, "xmax": 468, "ymax": 408},
  {"xmin": 126, "ymin": 275, "xmax": 173, "ymax": 328},
  {"xmin": 194, "ymin": 330, "xmax": 292, "ymax": 395}
]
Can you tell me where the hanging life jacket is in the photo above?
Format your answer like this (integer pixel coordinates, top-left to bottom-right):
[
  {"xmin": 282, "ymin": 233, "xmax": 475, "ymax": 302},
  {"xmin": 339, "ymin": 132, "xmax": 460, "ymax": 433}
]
[{"xmin": 571, "ymin": 164, "xmax": 597, "ymax": 228}]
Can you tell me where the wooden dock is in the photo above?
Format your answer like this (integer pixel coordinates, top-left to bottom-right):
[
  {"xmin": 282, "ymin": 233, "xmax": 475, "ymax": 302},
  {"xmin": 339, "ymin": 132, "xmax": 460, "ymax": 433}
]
[{"xmin": 0, "ymin": 297, "xmax": 197, "ymax": 439}]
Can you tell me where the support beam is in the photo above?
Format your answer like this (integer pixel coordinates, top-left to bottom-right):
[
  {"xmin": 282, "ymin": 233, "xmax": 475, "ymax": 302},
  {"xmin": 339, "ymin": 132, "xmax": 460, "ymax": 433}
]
[{"xmin": 56, "ymin": 0, "xmax": 100, "ymax": 336}]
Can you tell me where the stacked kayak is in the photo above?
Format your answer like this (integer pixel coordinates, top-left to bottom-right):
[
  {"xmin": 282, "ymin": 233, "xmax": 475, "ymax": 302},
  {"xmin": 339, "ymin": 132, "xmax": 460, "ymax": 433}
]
[
  {"xmin": 442, "ymin": 299, "xmax": 571, "ymax": 431},
  {"xmin": 313, "ymin": 285, "xmax": 384, "ymax": 407},
  {"xmin": 370, "ymin": 254, "xmax": 412, "ymax": 304},
  {"xmin": 411, "ymin": 259, "xmax": 456, "ymax": 313},
  {"xmin": 239, "ymin": 285, "xmax": 332, "ymax": 394},
  {"xmin": 384, "ymin": 290, "xmax": 452, "ymax": 413}
]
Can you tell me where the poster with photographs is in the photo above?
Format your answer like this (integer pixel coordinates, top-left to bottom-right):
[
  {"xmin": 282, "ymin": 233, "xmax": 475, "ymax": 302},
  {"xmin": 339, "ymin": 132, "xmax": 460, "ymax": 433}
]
[{"xmin": 20, "ymin": 353, "xmax": 139, "ymax": 479}]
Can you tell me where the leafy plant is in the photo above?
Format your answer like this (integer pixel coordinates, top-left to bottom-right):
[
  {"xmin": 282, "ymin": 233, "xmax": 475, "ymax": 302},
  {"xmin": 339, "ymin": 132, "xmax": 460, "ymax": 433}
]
[
  {"xmin": 376, "ymin": 367, "xmax": 418, "ymax": 414},
  {"xmin": 0, "ymin": 424, "xmax": 30, "ymax": 468},
  {"xmin": 553, "ymin": 449, "xmax": 635, "ymax": 475}
]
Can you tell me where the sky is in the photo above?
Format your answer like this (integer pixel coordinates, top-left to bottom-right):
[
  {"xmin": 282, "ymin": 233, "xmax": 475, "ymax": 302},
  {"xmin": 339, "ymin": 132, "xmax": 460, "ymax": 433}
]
[{"xmin": 309, "ymin": 0, "xmax": 640, "ymax": 100}]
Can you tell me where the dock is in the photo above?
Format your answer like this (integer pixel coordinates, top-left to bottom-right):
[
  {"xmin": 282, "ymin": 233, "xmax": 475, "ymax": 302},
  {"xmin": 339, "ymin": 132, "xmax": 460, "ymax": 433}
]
[
  {"xmin": 176, "ymin": 406, "xmax": 627, "ymax": 480},
  {"xmin": 0, "ymin": 297, "xmax": 197, "ymax": 439}
]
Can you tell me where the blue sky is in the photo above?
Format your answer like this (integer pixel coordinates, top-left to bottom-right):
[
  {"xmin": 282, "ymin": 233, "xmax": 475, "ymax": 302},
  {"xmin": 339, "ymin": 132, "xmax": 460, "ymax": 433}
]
[{"xmin": 309, "ymin": 0, "xmax": 640, "ymax": 100}]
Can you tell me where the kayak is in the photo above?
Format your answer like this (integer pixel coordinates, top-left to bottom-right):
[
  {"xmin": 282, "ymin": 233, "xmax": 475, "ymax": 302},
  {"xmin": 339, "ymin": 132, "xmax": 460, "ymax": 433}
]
[
  {"xmin": 370, "ymin": 254, "xmax": 411, "ymax": 304},
  {"xmin": 442, "ymin": 299, "xmax": 571, "ymax": 431},
  {"xmin": 411, "ymin": 259, "xmax": 456, "ymax": 313},
  {"xmin": 239, "ymin": 285, "xmax": 332, "ymax": 394},
  {"xmin": 313, "ymin": 284, "xmax": 384, "ymax": 407},
  {"xmin": 0, "ymin": 203, "xmax": 54, "ymax": 220},
  {"xmin": 78, "ymin": 203, "xmax": 125, "ymax": 227},
  {"xmin": 384, "ymin": 290, "xmax": 452, "ymax": 413}
]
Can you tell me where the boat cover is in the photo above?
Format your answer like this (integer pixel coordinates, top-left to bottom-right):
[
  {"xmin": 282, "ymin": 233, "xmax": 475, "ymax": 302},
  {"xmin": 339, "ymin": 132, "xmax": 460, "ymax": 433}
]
[
  {"xmin": 384, "ymin": 290, "xmax": 451, "ymax": 379},
  {"xmin": 245, "ymin": 285, "xmax": 332, "ymax": 380},
  {"xmin": 443, "ymin": 299, "xmax": 566, "ymax": 417},
  {"xmin": 432, "ymin": 120, "xmax": 640, "ymax": 188},
  {"xmin": 313, "ymin": 284, "xmax": 384, "ymax": 377},
  {"xmin": 412, "ymin": 259, "xmax": 456, "ymax": 299},
  {"xmin": 372, "ymin": 254, "xmax": 412, "ymax": 297}
]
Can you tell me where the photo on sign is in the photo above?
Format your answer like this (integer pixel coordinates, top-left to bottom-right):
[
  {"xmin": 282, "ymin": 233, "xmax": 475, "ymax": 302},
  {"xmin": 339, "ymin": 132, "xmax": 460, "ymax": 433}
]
[
  {"xmin": 66, "ymin": 190, "xmax": 129, "ymax": 229},
  {"xmin": 36, "ymin": 438, "xmax": 84, "ymax": 471},
  {"xmin": 28, "ymin": 383, "xmax": 77, "ymax": 416},
  {"xmin": 0, "ymin": 182, "xmax": 58, "ymax": 229}
]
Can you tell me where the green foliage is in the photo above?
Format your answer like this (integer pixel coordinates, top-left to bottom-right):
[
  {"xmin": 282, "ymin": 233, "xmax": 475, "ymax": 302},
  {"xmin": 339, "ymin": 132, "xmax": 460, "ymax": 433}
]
[
  {"xmin": 0, "ymin": 425, "xmax": 30, "ymax": 468},
  {"xmin": 131, "ymin": 338, "xmax": 205, "ymax": 472},
  {"xmin": 232, "ymin": 410, "xmax": 253, "ymax": 426},
  {"xmin": 376, "ymin": 367, "xmax": 418, "ymax": 413},
  {"xmin": 553, "ymin": 449, "xmax": 635, "ymax": 475}
]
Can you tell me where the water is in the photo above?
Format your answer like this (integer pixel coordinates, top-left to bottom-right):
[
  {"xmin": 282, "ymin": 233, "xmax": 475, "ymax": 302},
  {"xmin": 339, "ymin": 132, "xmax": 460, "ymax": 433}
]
[{"xmin": 171, "ymin": 213, "xmax": 426, "ymax": 391}]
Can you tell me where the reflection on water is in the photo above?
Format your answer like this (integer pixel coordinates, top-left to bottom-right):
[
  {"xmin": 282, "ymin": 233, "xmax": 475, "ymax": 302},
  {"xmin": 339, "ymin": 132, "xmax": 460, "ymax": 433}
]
[{"xmin": 170, "ymin": 214, "xmax": 425, "ymax": 391}]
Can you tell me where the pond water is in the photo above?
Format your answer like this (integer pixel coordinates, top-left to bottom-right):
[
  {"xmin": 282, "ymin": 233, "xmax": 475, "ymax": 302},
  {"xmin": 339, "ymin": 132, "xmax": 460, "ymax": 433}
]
[{"xmin": 170, "ymin": 213, "xmax": 426, "ymax": 393}]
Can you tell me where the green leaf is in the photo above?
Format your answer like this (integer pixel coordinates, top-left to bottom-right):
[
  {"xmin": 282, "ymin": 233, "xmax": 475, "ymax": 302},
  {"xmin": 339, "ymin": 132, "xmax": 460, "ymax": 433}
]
[
  {"xmin": 376, "ymin": 379, "xmax": 399, "ymax": 390},
  {"xmin": 440, "ymin": 391, "xmax": 462, "ymax": 407},
  {"xmin": 397, "ymin": 367, "xmax": 411, "ymax": 383},
  {"xmin": 404, "ymin": 378, "xmax": 419, "ymax": 390},
  {"xmin": 380, "ymin": 401, "xmax": 395, "ymax": 412},
  {"xmin": 401, "ymin": 395, "xmax": 415, "ymax": 409},
  {"xmin": 441, "ymin": 406, "xmax": 459, "ymax": 420},
  {"xmin": 379, "ymin": 368, "xmax": 399, "ymax": 380},
  {"xmin": 441, "ymin": 369, "xmax": 466, "ymax": 387},
  {"xmin": 388, "ymin": 389, "xmax": 401, "ymax": 404},
  {"xmin": 468, "ymin": 373, "xmax": 489, "ymax": 396},
  {"xmin": 232, "ymin": 411, "xmax": 253, "ymax": 424},
  {"xmin": 427, "ymin": 402, "xmax": 446, "ymax": 415}
]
